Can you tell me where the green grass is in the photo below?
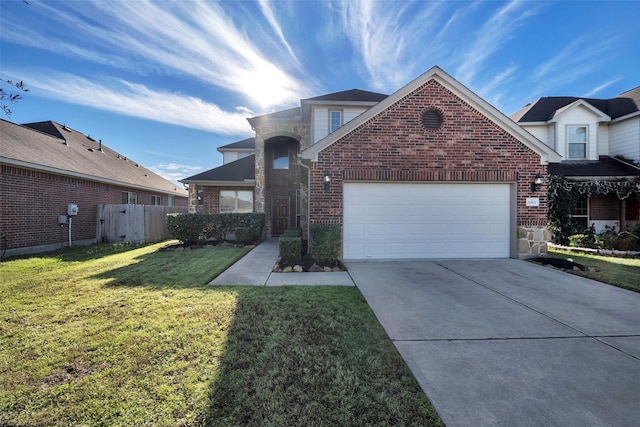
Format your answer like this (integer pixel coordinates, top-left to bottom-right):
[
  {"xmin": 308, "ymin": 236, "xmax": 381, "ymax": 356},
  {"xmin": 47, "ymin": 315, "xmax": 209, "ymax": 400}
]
[
  {"xmin": 0, "ymin": 242, "xmax": 442, "ymax": 426},
  {"xmin": 547, "ymin": 248, "xmax": 640, "ymax": 293}
]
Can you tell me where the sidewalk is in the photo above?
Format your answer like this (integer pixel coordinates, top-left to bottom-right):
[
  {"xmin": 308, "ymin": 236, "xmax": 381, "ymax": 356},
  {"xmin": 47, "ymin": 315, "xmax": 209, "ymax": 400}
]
[{"xmin": 209, "ymin": 238, "xmax": 355, "ymax": 286}]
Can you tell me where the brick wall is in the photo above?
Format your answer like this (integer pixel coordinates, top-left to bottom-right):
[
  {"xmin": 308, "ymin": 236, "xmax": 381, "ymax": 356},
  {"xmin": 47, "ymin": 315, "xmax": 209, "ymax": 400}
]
[
  {"xmin": 1, "ymin": 165, "xmax": 187, "ymax": 252},
  {"xmin": 307, "ymin": 79, "xmax": 548, "ymax": 255},
  {"xmin": 589, "ymin": 194, "xmax": 619, "ymax": 220}
]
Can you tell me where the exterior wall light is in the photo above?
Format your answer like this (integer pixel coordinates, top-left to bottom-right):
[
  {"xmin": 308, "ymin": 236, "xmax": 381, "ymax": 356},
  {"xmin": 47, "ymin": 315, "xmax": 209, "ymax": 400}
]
[
  {"xmin": 323, "ymin": 172, "xmax": 331, "ymax": 191},
  {"xmin": 531, "ymin": 173, "xmax": 544, "ymax": 192}
]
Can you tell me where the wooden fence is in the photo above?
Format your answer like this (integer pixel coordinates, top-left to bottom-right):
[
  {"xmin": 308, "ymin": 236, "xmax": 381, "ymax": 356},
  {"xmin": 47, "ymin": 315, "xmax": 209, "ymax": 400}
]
[{"xmin": 97, "ymin": 204, "xmax": 188, "ymax": 244}]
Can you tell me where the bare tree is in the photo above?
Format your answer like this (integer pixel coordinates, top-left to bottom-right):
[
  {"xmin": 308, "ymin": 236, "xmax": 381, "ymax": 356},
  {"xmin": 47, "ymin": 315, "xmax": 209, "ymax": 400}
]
[{"xmin": 1, "ymin": 0, "xmax": 31, "ymax": 117}]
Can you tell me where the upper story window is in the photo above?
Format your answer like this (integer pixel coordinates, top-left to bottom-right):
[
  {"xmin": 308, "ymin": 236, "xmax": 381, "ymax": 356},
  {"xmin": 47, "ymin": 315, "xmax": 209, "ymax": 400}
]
[
  {"xmin": 330, "ymin": 110, "xmax": 342, "ymax": 133},
  {"xmin": 121, "ymin": 191, "xmax": 137, "ymax": 204},
  {"xmin": 567, "ymin": 126, "xmax": 587, "ymax": 159},
  {"xmin": 273, "ymin": 144, "xmax": 289, "ymax": 169}
]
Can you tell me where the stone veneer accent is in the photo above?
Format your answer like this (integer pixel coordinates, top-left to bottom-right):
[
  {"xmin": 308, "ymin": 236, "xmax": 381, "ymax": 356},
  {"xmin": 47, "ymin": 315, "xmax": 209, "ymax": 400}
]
[{"xmin": 518, "ymin": 225, "xmax": 552, "ymax": 257}]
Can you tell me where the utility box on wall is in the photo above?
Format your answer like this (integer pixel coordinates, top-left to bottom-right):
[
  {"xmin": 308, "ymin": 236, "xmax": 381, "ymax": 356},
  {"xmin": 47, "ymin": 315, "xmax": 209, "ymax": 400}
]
[{"xmin": 67, "ymin": 204, "xmax": 79, "ymax": 216}]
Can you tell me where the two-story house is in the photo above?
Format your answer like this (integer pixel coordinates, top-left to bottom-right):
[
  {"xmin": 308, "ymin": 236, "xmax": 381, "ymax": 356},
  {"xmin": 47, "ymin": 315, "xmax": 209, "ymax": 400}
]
[
  {"xmin": 183, "ymin": 66, "xmax": 562, "ymax": 260},
  {"xmin": 511, "ymin": 87, "xmax": 640, "ymax": 234}
]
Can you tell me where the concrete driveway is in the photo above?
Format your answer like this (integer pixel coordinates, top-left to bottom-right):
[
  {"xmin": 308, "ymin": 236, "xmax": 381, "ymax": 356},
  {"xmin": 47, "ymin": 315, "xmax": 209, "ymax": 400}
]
[{"xmin": 347, "ymin": 259, "xmax": 640, "ymax": 427}]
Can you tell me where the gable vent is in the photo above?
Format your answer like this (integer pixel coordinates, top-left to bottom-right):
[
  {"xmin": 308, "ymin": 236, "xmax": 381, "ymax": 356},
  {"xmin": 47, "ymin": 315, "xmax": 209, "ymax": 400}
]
[{"xmin": 422, "ymin": 109, "xmax": 443, "ymax": 130}]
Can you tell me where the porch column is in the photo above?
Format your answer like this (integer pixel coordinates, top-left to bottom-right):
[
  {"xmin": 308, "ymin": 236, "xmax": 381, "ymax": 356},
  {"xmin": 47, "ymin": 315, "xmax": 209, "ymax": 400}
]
[{"xmin": 254, "ymin": 135, "xmax": 265, "ymax": 213}]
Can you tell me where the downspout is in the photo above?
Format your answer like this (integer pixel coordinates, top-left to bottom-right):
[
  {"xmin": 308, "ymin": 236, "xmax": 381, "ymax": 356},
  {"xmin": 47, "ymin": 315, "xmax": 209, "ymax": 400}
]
[{"xmin": 297, "ymin": 154, "xmax": 312, "ymax": 250}]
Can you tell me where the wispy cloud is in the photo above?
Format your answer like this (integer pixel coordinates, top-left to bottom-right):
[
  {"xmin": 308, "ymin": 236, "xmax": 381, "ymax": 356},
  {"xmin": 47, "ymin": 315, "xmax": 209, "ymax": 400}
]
[
  {"xmin": 339, "ymin": 0, "xmax": 446, "ymax": 92},
  {"xmin": 583, "ymin": 78, "xmax": 622, "ymax": 98},
  {"xmin": 17, "ymin": 71, "xmax": 254, "ymax": 135},
  {"xmin": 455, "ymin": 0, "xmax": 539, "ymax": 85},
  {"xmin": 258, "ymin": 0, "xmax": 298, "ymax": 62},
  {"xmin": 1, "ymin": 0, "xmax": 309, "ymax": 108},
  {"xmin": 151, "ymin": 163, "xmax": 204, "ymax": 184}
]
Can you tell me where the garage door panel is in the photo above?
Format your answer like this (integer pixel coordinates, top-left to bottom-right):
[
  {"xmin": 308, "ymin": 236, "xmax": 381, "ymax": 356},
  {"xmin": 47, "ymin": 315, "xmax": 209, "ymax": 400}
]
[{"xmin": 343, "ymin": 183, "xmax": 511, "ymax": 259}]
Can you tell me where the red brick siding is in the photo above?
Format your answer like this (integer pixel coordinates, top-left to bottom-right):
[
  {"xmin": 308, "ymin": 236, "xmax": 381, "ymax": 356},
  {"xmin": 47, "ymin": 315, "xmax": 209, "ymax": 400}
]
[
  {"xmin": 1, "ymin": 165, "xmax": 187, "ymax": 250},
  {"xmin": 309, "ymin": 80, "xmax": 547, "ymax": 226},
  {"xmin": 589, "ymin": 194, "xmax": 619, "ymax": 220}
]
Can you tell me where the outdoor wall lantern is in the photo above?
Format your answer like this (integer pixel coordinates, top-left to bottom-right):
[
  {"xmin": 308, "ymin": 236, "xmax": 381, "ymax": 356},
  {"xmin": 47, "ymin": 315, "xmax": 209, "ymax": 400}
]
[
  {"xmin": 323, "ymin": 171, "xmax": 331, "ymax": 191},
  {"xmin": 531, "ymin": 173, "xmax": 544, "ymax": 192}
]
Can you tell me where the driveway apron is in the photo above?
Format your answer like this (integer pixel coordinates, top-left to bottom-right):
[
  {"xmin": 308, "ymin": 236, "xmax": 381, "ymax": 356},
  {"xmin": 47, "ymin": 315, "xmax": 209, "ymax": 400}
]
[{"xmin": 347, "ymin": 259, "xmax": 640, "ymax": 427}]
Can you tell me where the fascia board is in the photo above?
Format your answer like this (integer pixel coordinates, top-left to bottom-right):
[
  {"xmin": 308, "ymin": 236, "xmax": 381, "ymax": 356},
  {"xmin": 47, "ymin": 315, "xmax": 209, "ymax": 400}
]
[
  {"xmin": 217, "ymin": 148, "xmax": 255, "ymax": 153},
  {"xmin": 302, "ymin": 66, "xmax": 562, "ymax": 164},
  {"xmin": 611, "ymin": 111, "xmax": 640, "ymax": 123},
  {"xmin": 302, "ymin": 100, "xmax": 380, "ymax": 107},
  {"xmin": 2, "ymin": 157, "xmax": 188, "ymax": 196},
  {"xmin": 178, "ymin": 179, "xmax": 255, "ymax": 187}
]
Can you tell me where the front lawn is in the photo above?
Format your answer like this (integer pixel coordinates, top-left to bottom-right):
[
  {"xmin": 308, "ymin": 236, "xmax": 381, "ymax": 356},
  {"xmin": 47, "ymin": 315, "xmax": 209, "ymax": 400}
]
[
  {"xmin": 0, "ymin": 242, "xmax": 441, "ymax": 426},
  {"xmin": 547, "ymin": 248, "xmax": 640, "ymax": 293}
]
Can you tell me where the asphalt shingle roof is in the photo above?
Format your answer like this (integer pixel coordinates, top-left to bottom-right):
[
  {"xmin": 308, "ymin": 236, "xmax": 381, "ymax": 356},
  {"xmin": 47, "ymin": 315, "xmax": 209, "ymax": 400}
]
[
  {"xmin": 1, "ymin": 120, "xmax": 187, "ymax": 196},
  {"xmin": 180, "ymin": 154, "xmax": 255, "ymax": 183},
  {"xmin": 548, "ymin": 156, "xmax": 640, "ymax": 178},
  {"xmin": 303, "ymin": 89, "xmax": 388, "ymax": 103},
  {"xmin": 218, "ymin": 137, "xmax": 255, "ymax": 151},
  {"xmin": 511, "ymin": 87, "xmax": 640, "ymax": 122}
]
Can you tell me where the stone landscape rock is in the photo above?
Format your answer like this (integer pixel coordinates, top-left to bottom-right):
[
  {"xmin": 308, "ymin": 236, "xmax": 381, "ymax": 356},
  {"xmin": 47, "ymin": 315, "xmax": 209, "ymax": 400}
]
[
  {"xmin": 283, "ymin": 266, "xmax": 293, "ymax": 273},
  {"xmin": 293, "ymin": 265, "xmax": 303, "ymax": 272},
  {"xmin": 309, "ymin": 264, "xmax": 323, "ymax": 272},
  {"xmin": 323, "ymin": 266, "xmax": 332, "ymax": 272}
]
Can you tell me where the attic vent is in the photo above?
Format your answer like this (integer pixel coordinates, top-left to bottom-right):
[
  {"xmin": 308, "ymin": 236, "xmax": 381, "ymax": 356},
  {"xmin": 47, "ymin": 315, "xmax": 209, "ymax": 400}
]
[
  {"xmin": 62, "ymin": 124, "xmax": 71, "ymax": 132},
  {"xmin": 87, "ymin": 135, "xmax": 95, "ymax": 141},
  {"xmin": 422, "ymin": 109, "xmax": 443, "ymax": 130}
]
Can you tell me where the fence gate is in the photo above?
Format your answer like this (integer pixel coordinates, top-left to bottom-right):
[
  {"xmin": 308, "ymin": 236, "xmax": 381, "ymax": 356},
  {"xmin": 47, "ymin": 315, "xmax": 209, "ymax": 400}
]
[{"xmin": 97, "ymin": 205, "xmax": 187, "ymax": 244}]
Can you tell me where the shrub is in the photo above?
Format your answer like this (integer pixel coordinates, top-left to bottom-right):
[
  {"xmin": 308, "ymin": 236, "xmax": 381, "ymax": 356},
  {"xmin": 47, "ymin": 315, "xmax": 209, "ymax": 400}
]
[
  {"xmin": 569, "ymin": 234, "xmax": 594, "ymax": 248},
  {"xmin": 234, "ymin": 227, "xmax": 254, "ymax": 245},
  {"xmin": 279, "ymin": 237, "xmax": 301, "ymax": 264},
  {"xmin": 166, "ymin": 213, "xmax": 265, "ymax": 244},
  {"xmin": 310, "ymin": 224, "xmax": 341, "ymax": 264},
  {"xmin": 595, "ymin": 226, "xmax": 618, "ymax": 250},
  {"xmin": 166, "ymin": 213, "xmax": 207, "ymax": 243},
  {"xmin": 282, "ymin": 228, "xmax": 302, "ymax": 238}
]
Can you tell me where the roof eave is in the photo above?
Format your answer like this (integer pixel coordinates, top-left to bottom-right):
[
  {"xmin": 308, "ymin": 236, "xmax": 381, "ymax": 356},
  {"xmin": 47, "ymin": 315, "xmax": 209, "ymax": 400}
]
[
  {"xmin": 611, "ymin": 110, "xmax": 640, "ymax": 123},
  {"xmin": 178, "ymin": 179, "xmax": 255, "ymax": 187},
  {"xmin": 2, "ymin": 157, "xmax": 188, "ymax": 196}
]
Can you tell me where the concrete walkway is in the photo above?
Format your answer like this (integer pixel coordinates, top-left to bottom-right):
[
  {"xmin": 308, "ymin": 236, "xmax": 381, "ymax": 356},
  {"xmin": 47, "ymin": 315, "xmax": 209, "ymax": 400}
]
[
  {"xmin": 210, "ymin": 238, "xmax": 355, "ymax": 286},
  {"xmin": 348, "ymin": 259, "xmax": 640, "ymax": 427}
]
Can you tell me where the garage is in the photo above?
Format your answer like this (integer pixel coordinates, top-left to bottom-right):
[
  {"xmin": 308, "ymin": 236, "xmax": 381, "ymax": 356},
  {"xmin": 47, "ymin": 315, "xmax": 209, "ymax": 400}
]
[{"xmin": 343, "ymin": 182, "xmax": 512, "ymax": 260}]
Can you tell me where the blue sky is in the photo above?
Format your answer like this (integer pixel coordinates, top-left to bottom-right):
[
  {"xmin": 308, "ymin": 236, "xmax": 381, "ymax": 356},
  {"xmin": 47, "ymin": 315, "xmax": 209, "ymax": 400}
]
[{"xmin": 2, "ymin": 0, "xmax": 639, "ymax": 185}]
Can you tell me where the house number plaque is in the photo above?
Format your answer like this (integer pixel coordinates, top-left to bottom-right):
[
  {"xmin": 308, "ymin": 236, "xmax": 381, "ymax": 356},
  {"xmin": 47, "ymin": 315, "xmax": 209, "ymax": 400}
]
[{"xmin": 526, "ymin": 197, "xmax": 540, "ymax": 207}]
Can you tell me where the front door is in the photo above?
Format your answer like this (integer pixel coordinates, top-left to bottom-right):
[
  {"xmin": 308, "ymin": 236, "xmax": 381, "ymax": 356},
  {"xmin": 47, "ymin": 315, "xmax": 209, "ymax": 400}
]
[{"xmin": 272, "ymin": 197, "xmax": 289, "ymax": 235}]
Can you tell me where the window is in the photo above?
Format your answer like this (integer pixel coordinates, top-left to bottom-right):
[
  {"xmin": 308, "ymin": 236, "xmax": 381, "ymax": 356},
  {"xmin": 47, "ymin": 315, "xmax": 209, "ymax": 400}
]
[
  {"xmin": 570, "ymin": 197, "xmax": 589, "ymax": 233},
  {"xmin": 567, "ymin": 126, "xmax": 587, "ymax": 159},
  {"xmin": 330, "ymin": 110, "xmax": 342, "ymax": 133},
  {"xmin": 121, "ymin": 191, "xmax": 137, "ymax": 204},
  {"xmin": 273, "ymin": 144, "xmax": 289, "ymax": 169},
  {"xmin": 151, "ymin": 195, "xmax": 161, "ymax": 205},
  {"xmin": 220, "ymin": 190, "xmax": 253, "ymax": 213},
  {"xmin": 167, "ymin": 196, "xmax": 174, "ymax": 207},
  {"xmin": 197, "ymin": 188, "xmax": 204, "ymax": 205}
]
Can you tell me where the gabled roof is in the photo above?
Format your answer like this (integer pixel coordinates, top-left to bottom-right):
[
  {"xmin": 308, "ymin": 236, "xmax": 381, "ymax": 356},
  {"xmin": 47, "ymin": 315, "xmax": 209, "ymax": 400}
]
[
  {"xmin": 511, "ymin": 86, "xmax": 640, "ymax": 123},
  {"xmin": 301, "ymin": 66, "xmax": 561, "ymax": 164},
  {"xmin": 218, "ymin": 137, "xmax": 255, "ymax": 152},
  {"xmin": 548, "ymin": 156, "xmax": 640, "ymax": 178},
  {"xmin": 180, "ymin": 154, "xmax": 255, "ymax": 185},
  {"xmin": 0, "ymin": 119, "xmax": 187, "ymax": 196}
]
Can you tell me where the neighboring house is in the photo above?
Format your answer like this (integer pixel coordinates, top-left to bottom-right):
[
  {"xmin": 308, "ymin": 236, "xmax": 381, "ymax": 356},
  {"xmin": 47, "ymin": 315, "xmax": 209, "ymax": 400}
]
[
  {"xmin": 0, "ymin": 119, "xmax": 188, "ymax": 256},
  {"xmin": 183, "ymin": 66, "xmax": 562, "ymax": 259},
  {"xmin": 511, "ymin": 87, "xmax": 640, "ymax": 233}
]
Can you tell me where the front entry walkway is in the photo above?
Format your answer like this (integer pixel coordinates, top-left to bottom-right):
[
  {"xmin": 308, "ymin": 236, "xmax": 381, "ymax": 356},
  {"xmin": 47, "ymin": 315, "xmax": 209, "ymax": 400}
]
[
  {"xmin": 210, "ymin": 238, "xmax": 354, "ymax": 286},
  {"xmin": 348, "ymin": 259, "xmax": 640, "ymax": 427}
]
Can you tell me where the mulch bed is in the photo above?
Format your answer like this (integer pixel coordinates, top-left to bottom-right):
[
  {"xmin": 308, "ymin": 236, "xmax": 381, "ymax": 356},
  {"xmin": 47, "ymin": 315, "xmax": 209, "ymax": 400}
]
[
  {"xmin": 274, "ymin": 254, "xmax": 347, "ymax": 273},
  {"xmin": 529, "ymin": 257, "xmax": 588, "ymax": 271}
]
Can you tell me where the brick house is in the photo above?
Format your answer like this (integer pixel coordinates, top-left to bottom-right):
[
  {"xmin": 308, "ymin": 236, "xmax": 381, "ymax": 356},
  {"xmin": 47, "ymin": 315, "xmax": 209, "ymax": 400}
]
[
  {"xmin": 511, "ymin": 88, "xmax": 640, "ymax": 234},
  {"xmin": 182, "ymin": 66, "xmax": 562, "ymax": 259},
  {"xmin": 1, "ymin": 120, "xmax": 188, "ymax": 256}
]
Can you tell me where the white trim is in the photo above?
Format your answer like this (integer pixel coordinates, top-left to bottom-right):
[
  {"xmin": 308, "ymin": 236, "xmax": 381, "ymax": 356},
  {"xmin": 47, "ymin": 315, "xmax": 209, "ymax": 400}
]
[
  {"xmin": 611, "ymin": 110, "xmax": 640, "ymax": 123},
  {"xmin": 550, "ymin": 99, "xmax": 611, "ymax": 123},
  {"xmin": 566, "ymin": 125, "xmax": 588, "ymax": 160},
  {"xmin": 1, "ymin": 157, "xmax": 187, "ymax": 196},
  {"xmin": 301, "ymin": 66, "xmax": 561, "ymax": 164}
]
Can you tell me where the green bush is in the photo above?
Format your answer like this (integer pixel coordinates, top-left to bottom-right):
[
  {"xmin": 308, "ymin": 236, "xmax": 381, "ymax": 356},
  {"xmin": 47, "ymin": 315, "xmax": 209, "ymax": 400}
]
[
  {"xmin": 166, "ymin": 213, "xmax": 264, "ymax": 243},
  {"xmin": 310, "ymin": 224, "xmax": 341, "ymax": 264},
  {"xmin": 234, "ymin": 227, "xmax": 254, "ymax": 245},
  {"xmin": 282, "ymin": 228, "xmax": 302, "ymax": 238},
  {"xmin": 569, "ymin": 234, "xmax": 594, "ymax": 248},
  {"xmin": 595, "ymin": 226, "xmax": 618, "ymax": 250},
  {"xmin": 166, "ymin": 213, "xmax": 207, "ymax": 243},
  {"xmin": 279, "ymin": 237, "xmax": 302, "ymax": 264}
]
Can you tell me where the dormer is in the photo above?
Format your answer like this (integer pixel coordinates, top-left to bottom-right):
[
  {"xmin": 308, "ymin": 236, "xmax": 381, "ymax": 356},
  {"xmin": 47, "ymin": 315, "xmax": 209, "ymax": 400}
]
[{"xmin": 217, "ymin": 137, "xmax": 255, "ymax": 164}]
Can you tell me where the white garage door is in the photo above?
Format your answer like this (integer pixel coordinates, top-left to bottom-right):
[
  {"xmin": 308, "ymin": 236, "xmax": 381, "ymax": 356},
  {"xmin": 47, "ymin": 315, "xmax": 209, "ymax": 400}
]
[{"xmin": 343, "ymin": 183, "xmax": 511, "ymax": 260}]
